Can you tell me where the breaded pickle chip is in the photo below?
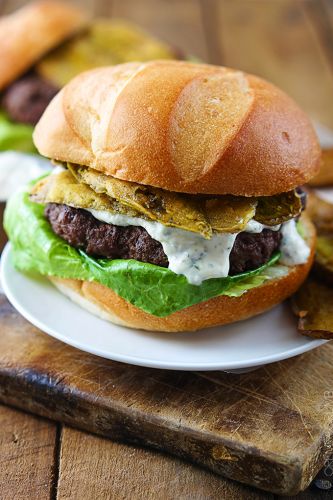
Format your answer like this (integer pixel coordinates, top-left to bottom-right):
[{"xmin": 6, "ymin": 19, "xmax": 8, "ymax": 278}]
[
  {"xmin": 256, "ymin": 190, "xmax": 303, "ymax": 225},
  {"xmin": 69, "ymin": 164, "xmax": 259, "ymax": 236},
  {"xmin": 32, "ymin": 168, "xmax": 213, "ymax": 237},
  {"xmin": 304, "ymin": 191, "xmax": 333, "ymax": 284},
  {"xmin": 312, "ymin": 235, "xmax": 333, "ymax": 286},
  {"xmin": 292, "ymin": 279, "xmax": 333, "ymax": 339},
  {"xmin": 30, "ymin": 170, "xmax": 140, "ymax": 217},
  {"xmin": 36, "ymin": 20, "xmax": 176, "ymax": 87},
  {"xmin": 31, "ymin": 166, "xmax": 300, "ymax": 238},
  {"xmin": 69, "ymin": 164, "xmax": 212, "ymax": 237},
  {"xmin": 204, "ymin": 196, "xmax": 256, "ymax": 233}
]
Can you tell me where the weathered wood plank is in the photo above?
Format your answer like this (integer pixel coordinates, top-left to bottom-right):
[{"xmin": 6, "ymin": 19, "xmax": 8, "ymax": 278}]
[
  {"xmin": 0, "ymin": 0, "xmax": 7, "ymax": 15},
  {"xmin": 322, "ymin": 0, "xmax": 333, "ymax": 30},
  {"xmin": 0, "ymin": 404, "xmax": 57, "ymax": 500},
  {"xmin": 57, "ymin": 426, "xmax": 271, "ymax": 500},
  {"xmin": 95, "ymin": 0, "xmax": 113, "ymax": 17},
  {"xmin": 199, "ymin": 0, "xmax": 224, "ymax": 64},
  {"xmin": 279, "ymin": 484, "xmax": 333, "ymax": 500},
  {"xmin": 72, "ymin": 0, "xmax": 96, "ymax": 17},
  {"xmin": 1, "ymin": 0, "xmax": 27, "ymax": 14},
  {"xmin": 111, "ymin": 0, "xmax": 209, "ymax": 61},
  {"xmin": 204, "ymin": 0, "xmax": 333, "ymax": 128},
  {"xmin": 1, "ymin": 0, "xmax": 96, "ymax": 16},
  {"xmin": 0, "ymin": 295, "xmax": 332, "ymax": 495},
  {"xmin": 303, "ymin": 0, "xmax": 333, "ymax": 75},
  {"xmin": 3, "ymin": 0, "xmax": 97, "ymax": 15}
]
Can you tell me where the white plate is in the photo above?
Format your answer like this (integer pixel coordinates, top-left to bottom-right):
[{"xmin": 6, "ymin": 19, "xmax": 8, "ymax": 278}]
[{"xmin": 1, "ymin": 243, "xmax": 327, "ymax": 372}]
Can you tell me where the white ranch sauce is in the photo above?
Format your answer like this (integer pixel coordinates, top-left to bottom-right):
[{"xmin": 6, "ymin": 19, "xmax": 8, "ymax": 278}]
[
  {"xmin": 87, "ymin": 208, "xmax": 310, "ymax": 285},
  {"xmin": 279, "ymin": 219, "xmax": 310, "ymax": 265}
]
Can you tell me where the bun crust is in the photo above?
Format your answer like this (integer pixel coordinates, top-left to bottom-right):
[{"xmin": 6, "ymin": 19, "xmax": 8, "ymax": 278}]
[
  {"xmin": 0, "ymin": 1, "xmax": 87, "ymax": 91},
  {"xmin": 34, "ymin": 61, "xmax": 320, "ymax": 196},
  {"xmin": 49, "ymin": 214, "xmax": 315, "ymax": 332}
]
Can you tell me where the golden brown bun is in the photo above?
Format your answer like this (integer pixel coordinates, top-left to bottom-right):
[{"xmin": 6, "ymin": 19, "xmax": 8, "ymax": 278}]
[
  {"xmin": 48, "ymin": 214, "xmax": 315, "ymax": 332},
  {"xmin": 0, "ymin": 1, "xmax": 88, "ymax": 90},
  {"xmin": 34, "ymin": 60, "xmax": 320, "ymax": 196}
]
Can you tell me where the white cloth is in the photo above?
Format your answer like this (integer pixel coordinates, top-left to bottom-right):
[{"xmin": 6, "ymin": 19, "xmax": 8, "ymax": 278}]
[{"xmin": 0, "ymin": 151, "xmax": 51, "ymax": 202}]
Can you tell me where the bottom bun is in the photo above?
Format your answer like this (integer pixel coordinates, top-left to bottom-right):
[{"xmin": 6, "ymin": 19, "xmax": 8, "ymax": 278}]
[{"xmin": 49, "ymin": 214, "xmax": 315, "ymax": 332}]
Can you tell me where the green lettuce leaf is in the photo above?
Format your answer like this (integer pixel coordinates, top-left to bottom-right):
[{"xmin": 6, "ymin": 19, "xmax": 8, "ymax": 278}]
[
  {"xmin": 0, "ymin": 111, "xmax": 35, "ymax": 153},
  {"xmin": 4, "ymin": 185, "xmax": 283, "ymax": 317}
]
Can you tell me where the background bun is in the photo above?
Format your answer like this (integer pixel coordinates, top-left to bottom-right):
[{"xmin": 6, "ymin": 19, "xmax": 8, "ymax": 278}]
[
  {"xmin": 49, "ymin": 214, "xmax": 315, "ymax": 332},
  {"xmin": 0, "ymin": 1, "xmax": 88, "ymax": 91},
  {"xmin": 34, "ymin": 60, "xmax": 320, "ymax": 196}
]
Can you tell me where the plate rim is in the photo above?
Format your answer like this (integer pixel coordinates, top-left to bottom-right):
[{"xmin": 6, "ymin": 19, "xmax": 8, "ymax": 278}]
[{"xmin": 1, "ymin": 243, "xmax": 327, "ymax": 371}]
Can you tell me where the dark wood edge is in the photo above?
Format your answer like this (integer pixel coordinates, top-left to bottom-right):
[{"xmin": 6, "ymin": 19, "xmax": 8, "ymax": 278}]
[{"xmin": 0, "ymin": 368, "xmax": 325, "ymax": 496}]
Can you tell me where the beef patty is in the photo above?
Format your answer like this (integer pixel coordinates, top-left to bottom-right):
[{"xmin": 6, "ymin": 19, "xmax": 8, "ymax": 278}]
[
  {"xmin": 45, "ymin": 203, "xmax": 282, "ymax": 275},
  {"xmin": 2, "ymin": 73, "xmax": 59, "ymax": 125},
  {"xmin": 229, "ymin": 230, "xmax": 281, "ymax": 274}
]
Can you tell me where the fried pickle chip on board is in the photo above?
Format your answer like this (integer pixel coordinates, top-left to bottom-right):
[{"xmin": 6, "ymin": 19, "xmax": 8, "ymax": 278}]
[
  {"xmin": 312, "ymin": 235, "xmax": 333, "ymax": 286},
  {"xmin": 304, "ymin": 190, "xmax": 333, "ymax": 284},
  {"xmin": 308, "ymin": 149, "xmax": 333, "ymax": 187},
  {"xmin": 306, "ymin": 190, "xmax": 333, "ymax": 232},
  {"xmin": 291, "ymin": 279, "xmax": 333, "ymax": 339}
]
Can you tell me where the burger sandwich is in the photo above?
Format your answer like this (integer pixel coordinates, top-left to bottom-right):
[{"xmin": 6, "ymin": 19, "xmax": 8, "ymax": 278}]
[
  {"xmin": 0, "ymin": 2, "xmax": 176, "ymax": 153},
  {"xmin": 0, "ymin": 1, "xmax": 87, "ymax": 152},
  {"xmin": 5, "ymin": 61, "xmax": 320, "ymax": 332}
]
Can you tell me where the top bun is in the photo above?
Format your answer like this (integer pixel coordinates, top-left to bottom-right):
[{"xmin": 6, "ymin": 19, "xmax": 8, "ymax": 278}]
[
  {"xmin": 34, "ymin": 60, "xmax": 321, "ymax": 196},
  {"xmin": 0, "ymin": 1, "xmax": 88, "ymax": 91}
]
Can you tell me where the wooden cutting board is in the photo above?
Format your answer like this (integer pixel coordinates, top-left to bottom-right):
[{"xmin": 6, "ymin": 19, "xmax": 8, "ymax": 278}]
[{"xmin": 0, "ymin": 293, "xmax": 332, "ymax": 496}]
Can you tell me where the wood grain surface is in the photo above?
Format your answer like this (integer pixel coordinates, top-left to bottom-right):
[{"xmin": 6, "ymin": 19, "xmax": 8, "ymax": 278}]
[
  {"xmin": 56, "ymin": 427, "xmax": 268, "ymax": 500},
  {"xmin": 0, "ymin": 294, "xmax": 332, "ymax": 496},
  {"xmin": 0, "ymin": 405, "xmax": 57, "ymax": 499},
  {"xmin": 210, "ymin": 0, "xmax": 333, "ymax": 127},
  {"xmin": 1, "ymin": 1, "xmax": 333, "ymax": 499}
]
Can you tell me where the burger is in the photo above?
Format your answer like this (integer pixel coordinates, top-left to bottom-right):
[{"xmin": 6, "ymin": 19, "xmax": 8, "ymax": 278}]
[
  {"xmin": 0, "ymin": 2, "xmax": 176, "ymax": 153},
  {"xmin": 4, "ymin": 61, "xmax": 320, "ymax": 332},
  {"xmin": 0, "ymin": 1, "xmax": 87, "ymax": 152}
]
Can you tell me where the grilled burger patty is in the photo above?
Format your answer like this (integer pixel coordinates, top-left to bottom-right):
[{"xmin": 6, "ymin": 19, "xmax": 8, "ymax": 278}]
[
  {"xmin": 230, "ymin": 229, "xmax": 281, "ymax": 274},
  {"xmin": 2, "ymin": 73, "xmax": 59, "ymax": 125},
  {"xmin": 45, "ymin": 203, "xmax": 282, "ymax": 275}
]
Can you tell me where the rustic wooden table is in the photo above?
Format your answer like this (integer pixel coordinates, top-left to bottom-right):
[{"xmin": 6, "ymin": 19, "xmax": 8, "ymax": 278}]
[{"xmin": 1, "ymin": 0, "xmax": 333, "ymax": 498}]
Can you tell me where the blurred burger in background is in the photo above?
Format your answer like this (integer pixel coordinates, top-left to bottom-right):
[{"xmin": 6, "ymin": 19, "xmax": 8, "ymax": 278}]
[
  {"xmin": 0, "ymin": 1, "xmax": 87, "ymax": 152},
  {"xmin": 0, "ymin": 0, "xmax": 87, "ymax": 250},
  {"xmin": 0, "ymin": 1, "xmax": 177, "ymax": 153},
  {"xmin": 36, "ymin": 18, "xmax": 180, "ymax": 90}
]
